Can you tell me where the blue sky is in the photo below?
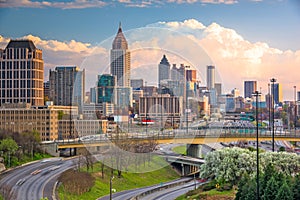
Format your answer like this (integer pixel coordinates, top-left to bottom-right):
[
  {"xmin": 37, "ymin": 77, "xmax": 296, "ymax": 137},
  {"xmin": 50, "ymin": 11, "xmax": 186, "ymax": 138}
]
[
  {"xmin": 0, "ymin": 0, "xmax": 299, "ymax": 99},
  {"xmin": 1, "ymin": 0, "xmax": 299, "ymax": 51}
]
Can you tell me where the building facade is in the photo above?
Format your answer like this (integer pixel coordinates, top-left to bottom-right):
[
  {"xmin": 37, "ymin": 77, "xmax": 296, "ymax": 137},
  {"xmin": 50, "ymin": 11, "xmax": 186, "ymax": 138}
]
[
  {"xmin": 110, "ymin": 24, "xmax": 131, "ymax": 87},
  {"xmin": 244, "ymin": 81, "xmax": 257, "ymax": 98},
  {"xmin": 97, "ymin": 74, "xmax": 116, "ymax": 104},
  {"xmin": 139, "ymin": 94, "xmax": 183, "ymax": 125},
  {"xmin": 207, "ymin": 65, "xmax": 215, "ymax": 90},
  {"xmin": 0, "ymin": 103, "xmax": 58, "ymax": 141},
  {"xmin": 271, "ymin": 83, "xmax": 283, "ymax": 105},
  {"xmin": 49, "ymin": 66, "xmax": 85, "ymax": 110},
  {"xmin": 0, "ymin": 40, "xmax": 44, "ymax": 106},
  {"xmin": 158, "ymin": 55, "xmax": 170, "ymax": 86}
]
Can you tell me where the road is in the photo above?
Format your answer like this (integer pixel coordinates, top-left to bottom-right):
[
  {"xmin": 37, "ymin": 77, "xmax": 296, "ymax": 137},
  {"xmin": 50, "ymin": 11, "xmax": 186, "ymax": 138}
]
[
  {"xmin": 97, "ymin": 177, "xmax": 192, "ymax": 200},
  {"xmin": 140, "ymin": 180, "xmax": 205, "ymax": 200},
  {"xmin": 0, "ymin": 157, "xmax": 75, "ymax": 200}
]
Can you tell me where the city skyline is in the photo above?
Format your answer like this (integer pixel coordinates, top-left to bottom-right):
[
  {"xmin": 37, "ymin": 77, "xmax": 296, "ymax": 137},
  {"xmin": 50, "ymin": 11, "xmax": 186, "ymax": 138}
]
[{"xmin": 0, "ymin": 0, "xmax": 299, "ymax": 100}]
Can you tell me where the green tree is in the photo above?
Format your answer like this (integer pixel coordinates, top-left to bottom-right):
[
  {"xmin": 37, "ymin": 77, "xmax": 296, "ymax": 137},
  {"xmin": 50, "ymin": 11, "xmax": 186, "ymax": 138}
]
[
  {"xmin": 0, "ymin": 138, "xmax": 18, "ymax": 153},
  {"xmin": 235, "ymin": 174, "xmax": 250, "ymax": 200},
  {"xmin": 263, "ymin": 176, "xmax": 278, "ymax": 200},
  {"xmin": 292, "ymin": 174, "xmax": 300, "ymax": 200},
  {"xmin": 275, "ymin": 180, "xmax": 293, "ymax": 200},
  {"xmin": 0, "ymin": 138, "xmax": 18, "ymax": 167},
  {"xmin": 244, "ymin": 179, "xmax": 257, "ymax": 200},
  {"xmin": 260, "ymin": 164, "xmax": 276, "ymax": 196}
]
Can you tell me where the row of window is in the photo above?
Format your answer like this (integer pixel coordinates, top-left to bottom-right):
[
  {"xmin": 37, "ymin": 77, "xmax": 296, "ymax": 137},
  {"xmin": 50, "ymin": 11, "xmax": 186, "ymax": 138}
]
[{"xmin": 2, "ymin": 48, "xmax": 42, "ymax": 60}]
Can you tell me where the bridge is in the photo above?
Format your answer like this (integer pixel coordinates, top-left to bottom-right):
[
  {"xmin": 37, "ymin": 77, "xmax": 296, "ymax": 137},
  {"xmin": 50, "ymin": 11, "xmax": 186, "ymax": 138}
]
[{"xmin": 53, "ymin": 128, "xmax": 300, "ymax": 149}]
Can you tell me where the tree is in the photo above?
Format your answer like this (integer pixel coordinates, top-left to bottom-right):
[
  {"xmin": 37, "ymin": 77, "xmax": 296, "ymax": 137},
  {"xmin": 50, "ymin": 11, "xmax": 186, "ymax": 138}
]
[
  {"xmin": 263, "ymin": 176, "xmax": 278, "ymax": 200},
  {"xmin": 235, "ymin": 174, "xmax": 251, "ymax": 200},
  {"xmin": 275, "ymin": 180, "xmax": 293, "ymax": 200},
  {"xmin": 292, "ymin": 174, "xmax": 300, "ymax": 200},
  {"xmin": 0, "ymin": 138, "xmax": 18, "ymax": 153}
]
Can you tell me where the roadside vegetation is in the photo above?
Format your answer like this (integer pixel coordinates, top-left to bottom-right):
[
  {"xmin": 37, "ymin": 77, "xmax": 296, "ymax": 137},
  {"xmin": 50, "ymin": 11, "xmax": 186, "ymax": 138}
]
[
  {"xmin": 58, "ymin": 156, "xmax": 180, "ymax": 200},
  {"xmin": 177, "ymin": 147, "xmax": 300, "ymax": 199},
  {"xmin": 0, "ymin": 129, "xmax": 52, "ymax": 168},
  {"xmin": 172, "ymin": 145, "xmax": 187, "ymax": 155}
]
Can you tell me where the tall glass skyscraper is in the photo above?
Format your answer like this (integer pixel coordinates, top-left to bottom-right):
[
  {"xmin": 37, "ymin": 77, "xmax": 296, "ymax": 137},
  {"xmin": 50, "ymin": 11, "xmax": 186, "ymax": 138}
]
[
  {"xmin": 271, "ymin": 83, "xmax": 283, "ymax": 105},
  {"xmin": 49, "ymin": 66, "xmax": 85, "ymax": 109},
  {"xmin": 97, "ymin": 74, "xmax": 116, "ymax": 104},
  {"xmin": 244, "ymin": 81, "xmax": 257, "ymax": 98},
  {"xmin": 206, "ymin": 65, "xmax": 215, "ymax": 90},
  {"xmin": 110, "ymin": 23, "xmax": 131, "ymax": 87},
  {"xmin": 158, "ymin": 54, "xmax": 170, "ymax": 86}
]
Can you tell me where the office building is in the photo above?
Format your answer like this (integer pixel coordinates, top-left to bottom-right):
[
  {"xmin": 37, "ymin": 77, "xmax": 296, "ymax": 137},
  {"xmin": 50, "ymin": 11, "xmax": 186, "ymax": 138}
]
[
  {"xmin": 97, "ymin": 74, "xmax": 116, "ymax": 104},
  {"xmin": 207, "ymin": 65, "xmax": 215, "ymax": 90},
  {"xmin": 139, "ymin": 94, "xmax": 183, "ymax": 125},
  {"xmin": 49, "ymin": 66, "xmax": 85, "ymax": 110},
  {"xmin": 158, "ymin": 55, "xmax": 170, "ymax": 86},
  {"xmin": 171, "ymin": 64, "xmax": 185, "ymax": 81},
  {"xmin": 0, "ymin": 103, "xmax": 58, "ymax": 141},
  {"xmin": 271, "ymin": 83, "xmax": 283, "ymax": 104},
  {"xmin": 215, "ymin": 83, "xmax": 222, "ymax": 96},
  {"xmin": 0, "ymin": 39, "xmax": 44, "ymax": 106},
  {"xmin": 130, "ymin": 79, "xmax": 143, "ymax": 89},
  {"xmin": 110, "ymin": 23, "xmax": 131, "ymax": 87},
  {"xmin": 244, "ymin": 81, "xmax": 257, "ymax": 98}
]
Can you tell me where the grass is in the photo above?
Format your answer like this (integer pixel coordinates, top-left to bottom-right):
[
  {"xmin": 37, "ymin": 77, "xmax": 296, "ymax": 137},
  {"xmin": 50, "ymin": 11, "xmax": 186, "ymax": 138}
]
[
  {"xmin": 58, "ymin": 156, "xmax": 180, "ymax": 200},
  {"xmin": 172, "ymin": 145, "xmax": 187, "ymax": 155}
]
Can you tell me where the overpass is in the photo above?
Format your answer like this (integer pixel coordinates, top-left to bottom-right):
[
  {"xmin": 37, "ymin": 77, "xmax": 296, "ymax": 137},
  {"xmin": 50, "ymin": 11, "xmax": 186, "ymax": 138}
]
[
  {"xmin": 39, "ymin": 127, "xmax": 300, "ymax": 157},
  {"xmin": 54, "ymin": 128, "xmax": 300, "ymax": 149}
]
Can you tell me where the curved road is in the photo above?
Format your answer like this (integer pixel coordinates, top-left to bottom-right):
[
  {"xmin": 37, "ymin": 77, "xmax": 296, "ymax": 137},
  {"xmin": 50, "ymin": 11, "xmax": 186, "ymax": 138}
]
[
  {"xmin": 0, "ymin": 158, "xmax": 75, "ymax": 200},
  {"xmin": 98, "ymin": 177, "xmax": 192, "ymax": 200}
]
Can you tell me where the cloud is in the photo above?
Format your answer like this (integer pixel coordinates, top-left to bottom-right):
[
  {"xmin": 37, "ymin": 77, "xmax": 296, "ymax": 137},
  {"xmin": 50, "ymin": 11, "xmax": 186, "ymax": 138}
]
[
  {"xmin": 0, "ymin": 0, "xmax": 258, "ymax": 9},
  {"xmin": 1, "ymin": 19, "xmax": 298, "ymax": 100}
]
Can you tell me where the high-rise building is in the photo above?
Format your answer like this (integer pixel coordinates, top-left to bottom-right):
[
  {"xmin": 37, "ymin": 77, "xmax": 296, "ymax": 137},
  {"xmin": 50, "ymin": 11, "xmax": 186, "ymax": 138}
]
[
  {"xmin": 0, "ymin": 39, "xmax": 44, "ymax": 106},
  {"xmin": 207, "ymin": 65, "xmax": 215, "ymax": 90},
  {"xmin": 97, "ymin": 74, "xmax": 116, "ymax": 104},
  {"xmin": 271, "ymin": 83, "xmax": 283, "ymax": 104},
  {"xmin": 158, "ymin": 55, "xmax": 170, "ymax": 86},
  {"xmin": 110, "ymin": 23, "xmax": 131, "ymax": 87},
  {"xmin": 130, "ymin": 79, "xmax": 143, "ymax": 89},
  {"xmin": 44, "ymin": 81, "xmax": 50, "ymax": 102},
  {"xmin": 244, "ymin": 81, "xmax": 257, "ymax": 98},
  {"xmin": 171, "ymin": 64, "xmax": 185, "ymax": 81},
  {"xmin": 215, "ymin": 83, "xmax": 222, "ymax": 96},
  {"xmin": 185, "ymin": 66, "xmax": 196, "ymax": 82},
  {"xmin": 49, "ymin": 66, "xmax": 85, "ymax": 109}
]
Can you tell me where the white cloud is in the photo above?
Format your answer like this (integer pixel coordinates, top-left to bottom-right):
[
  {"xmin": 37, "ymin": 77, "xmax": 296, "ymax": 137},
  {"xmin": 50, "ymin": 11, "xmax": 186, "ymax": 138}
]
[{"xmin": 1, "ymin": 18, "xmax": 298, "ymax": 100}]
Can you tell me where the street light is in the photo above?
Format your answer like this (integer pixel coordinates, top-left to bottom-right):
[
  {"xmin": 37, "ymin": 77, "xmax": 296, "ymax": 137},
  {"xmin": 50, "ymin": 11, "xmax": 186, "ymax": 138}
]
[
  {"xmin": 268, "ymin": 83, "xmax": 271, "ymax": 131},
  {"xmin": 294, "ymin": 86, "xmax": 297, "ymax": 135},
  {"xmin": 109, "ymin": 171, "xmax": 114, "ymax": 200},
  {"xmin": 252, "ymin": 91, "xmax": 261, "ymax": 200},
  {"xmin": 270, "ymin": 78, "xmax": 276, "ymax": 152}
]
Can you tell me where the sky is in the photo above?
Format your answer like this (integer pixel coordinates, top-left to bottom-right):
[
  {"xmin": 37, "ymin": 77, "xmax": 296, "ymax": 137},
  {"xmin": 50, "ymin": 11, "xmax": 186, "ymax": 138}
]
[{"xmin": 0, "ymin": 0, "xmax": 299, "ymax": 100}]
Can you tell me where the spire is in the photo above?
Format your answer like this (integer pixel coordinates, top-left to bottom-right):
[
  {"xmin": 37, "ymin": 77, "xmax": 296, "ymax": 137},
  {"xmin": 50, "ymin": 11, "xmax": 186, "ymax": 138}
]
[
  {"xmin": 160, "ymin": 54, "xmax": 170, "ymax": 66},
  {"xmin": 118, "ymin": 21, "xmax": 122, "ymax": 33},
  {"xmin": 112, "ymin": 22, "xmax": 128, "ymax": 49}
]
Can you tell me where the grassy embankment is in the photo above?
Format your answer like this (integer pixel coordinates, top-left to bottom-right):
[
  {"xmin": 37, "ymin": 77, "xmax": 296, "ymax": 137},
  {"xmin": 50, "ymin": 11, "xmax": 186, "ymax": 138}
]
[
  {"xmin": 176, "ymin": 187, "xmax": 236, "ymax": 200},
  {"xmin": 172, "ymin": 145, "xmax": 187, "ymax": 155},
  {"xmin": 58, "ymin": 156, "xmax": 180, "ymax": 200}
]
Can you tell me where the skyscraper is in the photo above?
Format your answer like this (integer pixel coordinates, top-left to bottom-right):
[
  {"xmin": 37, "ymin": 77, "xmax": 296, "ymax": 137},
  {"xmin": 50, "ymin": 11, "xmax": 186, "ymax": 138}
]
[
  {"xmin": 0, "ymin": 39, "xmax": 44, "ymax": 106},
  {"xmin": 158, "ymin": 55, "xmax": 170, "ymax": 86},
  {"xmin": 244, "ymin": 81, "xmax": 257, "ymax": 98},
  {"xmin": 97, "ymin": 74, "xmax": 116, "ymax": 104},
  {"xmin": 110, "ymin": 23, "xmax": 131, "ymax": 87},
  {"xmin": 49, "ymin": 66, "xmax": 85, "ymax": 109},
  {"xmin": 207, "ymin": 65, "xmax": 215, "ymax": 90},
  {"xmin": 271, "ymin": 83, "xmax": 283, "ymax": 104}
]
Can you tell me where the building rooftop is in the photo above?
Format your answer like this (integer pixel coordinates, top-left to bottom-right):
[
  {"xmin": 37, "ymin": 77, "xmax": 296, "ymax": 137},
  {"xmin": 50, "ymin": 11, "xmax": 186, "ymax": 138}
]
[
  {"xmin": 6, "ymin": 39, "xmax": 37, "ymax": 51},
  {"xmin": 112, "ymin": 22, "xmax": 128, "ymax": 50}
]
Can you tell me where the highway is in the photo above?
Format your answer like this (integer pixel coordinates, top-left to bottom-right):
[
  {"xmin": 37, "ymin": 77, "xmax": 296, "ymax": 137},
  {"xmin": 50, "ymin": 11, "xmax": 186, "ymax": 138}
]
[
  {"xmin": 97, "ymin": 177, "xmax": 192, "ymax": 200},
  {"xmin": 140, "ymin": 180, "xmax": 204, "ymax": 200},
  {"xmin": 0, "ymin": 157, "xmax": 75, "ymax": 200}
]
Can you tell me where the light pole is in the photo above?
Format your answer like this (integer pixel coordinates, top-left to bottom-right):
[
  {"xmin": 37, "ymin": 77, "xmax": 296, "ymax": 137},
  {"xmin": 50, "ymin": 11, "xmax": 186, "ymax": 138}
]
[
  {"xmin": 109, "ymin": 170, "xmax": 114, "ymax": 200},
  {"xmin": 253, "ymin": 91, "xmax": 261, "ymax": 200},
  {"xmin": 268, "ymin": 83, "xmax": 271, "ymax": 131},
  {"xmin": 270, "ymin": 78, "xmax": 276, "ymax": 152},
  {"xmin": 294, "ymin": 86, "xmax": 297, "ymax": 135}
]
